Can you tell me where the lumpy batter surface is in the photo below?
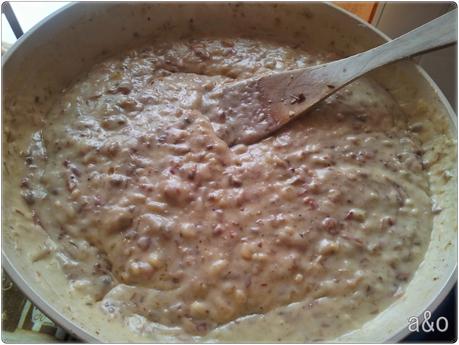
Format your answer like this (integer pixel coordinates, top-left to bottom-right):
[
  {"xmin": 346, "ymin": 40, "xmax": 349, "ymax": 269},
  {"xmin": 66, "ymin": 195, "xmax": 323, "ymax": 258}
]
[{"xmin": 20, "ymin": 39, "xmax": 433, "ymax": 340}]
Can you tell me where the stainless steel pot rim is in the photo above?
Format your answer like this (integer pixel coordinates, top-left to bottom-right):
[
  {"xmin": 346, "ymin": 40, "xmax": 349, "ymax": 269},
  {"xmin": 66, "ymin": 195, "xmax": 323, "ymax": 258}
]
[
  {"xmin": 1, "ymin": 254, "xmax": 101, "ymax": 342},
  {"xmin": 2, "ymin": 2, "xmax": 457, "ymax": 342}
]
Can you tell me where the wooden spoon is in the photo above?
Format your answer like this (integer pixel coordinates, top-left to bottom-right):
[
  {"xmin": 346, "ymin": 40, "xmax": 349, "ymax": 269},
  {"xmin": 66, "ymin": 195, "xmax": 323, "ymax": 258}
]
[{"xmin": 215, "ymin": 9, "xmax": 457, "ymax": 145}]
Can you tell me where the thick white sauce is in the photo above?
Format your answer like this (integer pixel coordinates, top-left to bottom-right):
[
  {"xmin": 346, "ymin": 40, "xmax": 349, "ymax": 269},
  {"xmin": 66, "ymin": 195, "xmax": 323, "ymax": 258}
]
[{"xmin": 19, "ymin": 38, "xmax": 434, "ymax": 341}]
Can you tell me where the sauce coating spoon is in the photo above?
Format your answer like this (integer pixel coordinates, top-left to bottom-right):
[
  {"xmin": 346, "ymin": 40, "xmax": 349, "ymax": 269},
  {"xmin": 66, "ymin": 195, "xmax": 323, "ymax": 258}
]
[{"xmin": 215, "ymin": 9, "xmax": 457, "ymax": 145}]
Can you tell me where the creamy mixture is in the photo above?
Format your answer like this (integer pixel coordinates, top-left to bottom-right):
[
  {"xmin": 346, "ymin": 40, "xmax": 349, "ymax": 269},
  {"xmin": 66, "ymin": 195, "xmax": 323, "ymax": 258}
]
[{"xmin": 20, "ymin": 39, "xmax": 433, "ymax": 340}]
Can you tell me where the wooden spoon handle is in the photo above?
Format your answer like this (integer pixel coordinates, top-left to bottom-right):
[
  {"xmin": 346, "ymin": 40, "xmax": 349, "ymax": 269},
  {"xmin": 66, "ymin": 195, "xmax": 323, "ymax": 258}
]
[
  {"xmin": 219, "ymin": 9, "xmax": 457, "ymax": 145},
  {"xmin": 264, "ymin": 9, "xmax": 457, "ymax": 123},
  {"xmin": 333, "ymin": 9, "xmax": 457, "ymax": 83}
]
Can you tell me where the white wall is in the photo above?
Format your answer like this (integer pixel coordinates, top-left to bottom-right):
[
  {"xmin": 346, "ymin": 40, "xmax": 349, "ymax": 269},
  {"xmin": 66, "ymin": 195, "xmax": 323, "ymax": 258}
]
[{"xmin": 1, "ymin": 2, "xmax": 69, "ymax": 44}]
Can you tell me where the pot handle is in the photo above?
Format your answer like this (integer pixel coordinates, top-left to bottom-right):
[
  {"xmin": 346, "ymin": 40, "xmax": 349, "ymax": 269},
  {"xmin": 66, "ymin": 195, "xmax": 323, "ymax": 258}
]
[{"xmin": 1, "ymin": 2, "xmax": 23, "ymax": 39}]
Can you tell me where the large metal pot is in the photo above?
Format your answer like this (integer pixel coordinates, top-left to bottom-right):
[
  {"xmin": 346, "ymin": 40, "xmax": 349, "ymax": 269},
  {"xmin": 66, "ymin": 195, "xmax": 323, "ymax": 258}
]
[{"xmin": 2, "ymin": 3, "xmax": 457, "ymax": 342}]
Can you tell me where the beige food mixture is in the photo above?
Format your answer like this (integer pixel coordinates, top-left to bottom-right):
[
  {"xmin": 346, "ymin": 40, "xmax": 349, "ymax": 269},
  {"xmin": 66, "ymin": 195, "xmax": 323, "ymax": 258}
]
[{"xmin": 19, "ymin": 38, "xmax": 434, "ymax": 341}]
